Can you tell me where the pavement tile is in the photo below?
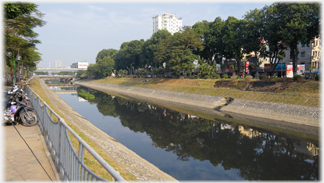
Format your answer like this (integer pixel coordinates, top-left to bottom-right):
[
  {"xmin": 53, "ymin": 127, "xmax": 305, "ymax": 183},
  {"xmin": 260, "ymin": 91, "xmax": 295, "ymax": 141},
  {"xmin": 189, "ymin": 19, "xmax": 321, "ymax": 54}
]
[{"xmin": 3, "ymin": 122, "xmax": 57, "ymax": 182}]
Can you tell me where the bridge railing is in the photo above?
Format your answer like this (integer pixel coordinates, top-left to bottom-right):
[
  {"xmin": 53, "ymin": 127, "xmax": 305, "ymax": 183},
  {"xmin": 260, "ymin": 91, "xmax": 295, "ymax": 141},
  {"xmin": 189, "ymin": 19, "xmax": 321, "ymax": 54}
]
[{"xmin": 24, "ymin": 77, "xmax": 126, "ymax": 182}]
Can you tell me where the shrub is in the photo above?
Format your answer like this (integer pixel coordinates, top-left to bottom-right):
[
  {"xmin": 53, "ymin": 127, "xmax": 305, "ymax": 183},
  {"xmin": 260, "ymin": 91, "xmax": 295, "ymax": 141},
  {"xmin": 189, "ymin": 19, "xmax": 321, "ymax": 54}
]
[
  {"xmin": 272, "ymin": 77, "xmax": 281, "ymax": 82},
  {"xmin": 315, "ymin": 75, "xmax": 320, "ymax": 81},
  {"xmin": 260, "ymin": 75, "xmax": 267, "ymax": 80},
  {"xmin": 213, "ymin": 74, "xmax": 219, "ymax": 79},
  {"xmin": 222, "ymin": 74, "xmax": 228, "ymax": 79},
  {"xmin": 293, "ymin": 75, "xmax": 302, "ymax": 81},
  {"xmin": 204, "ymin": 75, "xmax": 209, "ymax": 79},
  {"xmin": 57, "ymin": 82, "xmax": 61, "ymax": 85}
]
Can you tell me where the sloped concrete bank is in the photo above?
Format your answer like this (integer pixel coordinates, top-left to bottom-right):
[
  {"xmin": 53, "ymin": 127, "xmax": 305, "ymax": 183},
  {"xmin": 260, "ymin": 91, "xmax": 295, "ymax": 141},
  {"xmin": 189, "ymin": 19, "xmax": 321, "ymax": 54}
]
[
  {"xmin": 75, "ymin": 80, "xmax": 320, "ymax": 128},
  {"xmin": 36, "ymin": 78, "xmax": 178, "ymax": 182}
]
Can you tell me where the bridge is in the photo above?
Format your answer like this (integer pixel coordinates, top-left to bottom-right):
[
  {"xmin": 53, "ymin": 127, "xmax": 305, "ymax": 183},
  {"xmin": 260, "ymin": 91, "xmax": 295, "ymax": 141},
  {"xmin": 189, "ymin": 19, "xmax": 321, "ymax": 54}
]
[
  {"xmin": 38, "ymin": 75, "xmax": 76, "ymax": 84},
  {"xmin": 35, "ymin": 68, "xmax": 86, "ymax": 75}
]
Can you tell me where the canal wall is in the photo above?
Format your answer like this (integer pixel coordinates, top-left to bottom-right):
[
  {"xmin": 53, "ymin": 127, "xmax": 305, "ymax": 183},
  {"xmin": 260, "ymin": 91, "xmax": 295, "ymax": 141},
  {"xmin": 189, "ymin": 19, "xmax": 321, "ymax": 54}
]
[
  {"xmin": 75, "ymin": 81, "xmax": 320, "ymax": 128},
  {"xmin": 35, "ymin": 78, "xmax": 178, "ymax": 182}
]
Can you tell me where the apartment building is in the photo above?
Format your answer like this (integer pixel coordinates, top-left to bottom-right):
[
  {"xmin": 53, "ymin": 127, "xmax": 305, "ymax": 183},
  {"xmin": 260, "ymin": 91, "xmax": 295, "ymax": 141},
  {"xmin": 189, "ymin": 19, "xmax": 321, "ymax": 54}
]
[
  {"xmin": 283, "ymin": 35, "xmax": 321, "ymax": 71},
  {"xmin": 55, "ymin": 60, "xmax": 62, "ymax": 68},
  {"xmin": 152, "ymin": 14, "xmax": 182, "ymax": 35}
]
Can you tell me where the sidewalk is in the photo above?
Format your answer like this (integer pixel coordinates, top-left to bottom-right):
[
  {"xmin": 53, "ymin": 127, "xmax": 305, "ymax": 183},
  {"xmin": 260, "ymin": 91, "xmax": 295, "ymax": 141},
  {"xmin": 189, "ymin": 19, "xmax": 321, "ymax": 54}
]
[{"xmin": 3, "ymin": 86, "xmax": 58, "ymax": 182}]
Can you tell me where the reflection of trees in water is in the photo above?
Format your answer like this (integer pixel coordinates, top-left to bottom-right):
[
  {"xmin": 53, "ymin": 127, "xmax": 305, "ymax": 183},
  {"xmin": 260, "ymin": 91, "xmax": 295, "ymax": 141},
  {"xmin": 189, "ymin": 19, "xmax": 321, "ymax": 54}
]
[{"xmin": 81, "ymin": 86, "xmax": 318, "ymax": 180}]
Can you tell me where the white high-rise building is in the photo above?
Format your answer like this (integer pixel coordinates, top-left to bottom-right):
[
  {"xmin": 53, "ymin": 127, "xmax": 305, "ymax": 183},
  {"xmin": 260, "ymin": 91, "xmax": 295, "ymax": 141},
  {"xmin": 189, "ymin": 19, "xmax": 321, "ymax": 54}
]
[
  {"xmin": 153, "ymin": 14, "xmax": 182, "ymax": 35},
  {"xmin": 55, "ymin": 60, "xmax": 62, "ymax": 68}
]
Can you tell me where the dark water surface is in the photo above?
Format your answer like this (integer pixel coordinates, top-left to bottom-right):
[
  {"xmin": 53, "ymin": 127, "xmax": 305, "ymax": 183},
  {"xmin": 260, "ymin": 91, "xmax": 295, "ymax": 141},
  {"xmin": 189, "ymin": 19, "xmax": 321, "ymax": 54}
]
[{"xmin": 53, "ymin": 86, "xmax": 319, "ymax": 181}]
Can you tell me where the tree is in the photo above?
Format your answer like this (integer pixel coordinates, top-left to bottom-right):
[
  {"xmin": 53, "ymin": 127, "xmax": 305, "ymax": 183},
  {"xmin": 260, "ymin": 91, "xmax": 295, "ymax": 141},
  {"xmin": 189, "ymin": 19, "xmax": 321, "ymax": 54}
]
[
  {"xmin": 242, "ymin": 8, "xmax": 267, "ymax": 77},
  {"xmin": 221, "ymin": 16, "xmax": 245, "ymax": 75},
  {"xmin": 140, "ymin": 30, "xmax": 171, "ymax": 68},
  {"xmin": 156, "ymin": 27, "xmax": 204, "ymax": 77},
  {"xmin": 261, "ymin": 5, "xmax": 288, "ymax": 76},
  {"xmin": 4, "ymin": 2, "xmax": 45, "ymax": 83},
  {"xmin": 96, "ymin": 49, "xmax": 118, "ymax": 63},
  {"xmin": 137, "ymin": 68, "xmax": 147, "ymax": 77},
  {"xmin": 192, "ymin": 20, "xmax": 212, "ymax": 63},
  {"xmin": 199, "ymin": 63, "xmax": 214, "ymax": 77},
  {"xmin": 274, "ymin": 3, "xmax": 320, "ymax": 77},
  {"xmin": 114, "ymin": 39, "xmax": 145, "ymax": 71}
]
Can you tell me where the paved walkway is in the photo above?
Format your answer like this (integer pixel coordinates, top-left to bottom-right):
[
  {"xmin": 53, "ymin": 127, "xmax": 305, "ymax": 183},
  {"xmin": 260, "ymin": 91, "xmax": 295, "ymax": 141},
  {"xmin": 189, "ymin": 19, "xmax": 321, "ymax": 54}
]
[{"xmin": 3, "ymin": 86, "xmax": 58, "ymax": 182}]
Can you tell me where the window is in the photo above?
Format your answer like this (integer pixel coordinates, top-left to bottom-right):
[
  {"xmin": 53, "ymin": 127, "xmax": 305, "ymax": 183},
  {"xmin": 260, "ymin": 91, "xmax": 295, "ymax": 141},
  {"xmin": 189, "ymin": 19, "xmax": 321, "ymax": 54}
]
[
  {"xmin": 301, "ymin": 52, "xmax": 305, "ymax": 57},
  {"xmin": 301, "ymin": 44, "xmax": 305, "ymax": 47}
]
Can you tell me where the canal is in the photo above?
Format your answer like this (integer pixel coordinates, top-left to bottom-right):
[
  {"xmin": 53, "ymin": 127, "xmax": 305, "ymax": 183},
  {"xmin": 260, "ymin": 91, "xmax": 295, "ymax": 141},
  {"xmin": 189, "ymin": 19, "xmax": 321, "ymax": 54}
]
[{"xmin": 52, "ymin": 85, "xmax": 319, "ymax": 181}]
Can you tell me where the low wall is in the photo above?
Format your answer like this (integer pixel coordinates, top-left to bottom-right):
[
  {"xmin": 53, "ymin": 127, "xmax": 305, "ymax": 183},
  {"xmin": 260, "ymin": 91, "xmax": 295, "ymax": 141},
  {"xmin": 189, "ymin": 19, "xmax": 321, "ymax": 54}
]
[{"xmin": 75, "ymin": 81, "xmax": 320, "ymax": 127}]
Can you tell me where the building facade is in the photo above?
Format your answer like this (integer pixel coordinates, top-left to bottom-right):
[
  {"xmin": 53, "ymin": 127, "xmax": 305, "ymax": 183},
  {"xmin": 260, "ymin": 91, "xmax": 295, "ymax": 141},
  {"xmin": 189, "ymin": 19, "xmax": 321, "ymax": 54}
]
[
  {"xmin": 54, "ymin": 60, "xmax": 62, "ymax": 68},
  {"xmin": 283, "ymin": 35, "xmax": 321, "ymax": 71},
  {"xmin": 152, "ymin": 14, "xmax": 182, "ymax": 35}
]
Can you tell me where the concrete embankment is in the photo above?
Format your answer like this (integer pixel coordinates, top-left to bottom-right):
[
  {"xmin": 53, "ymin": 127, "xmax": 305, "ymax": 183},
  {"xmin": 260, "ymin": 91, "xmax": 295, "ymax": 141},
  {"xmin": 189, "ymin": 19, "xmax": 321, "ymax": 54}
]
[
  {"xmin": 35, "ymin": 78, "xmax": 178, "ymax": 182},
  {"xmin": 75, "ymin": 80, "xmax": 320, "ymax": 128}
]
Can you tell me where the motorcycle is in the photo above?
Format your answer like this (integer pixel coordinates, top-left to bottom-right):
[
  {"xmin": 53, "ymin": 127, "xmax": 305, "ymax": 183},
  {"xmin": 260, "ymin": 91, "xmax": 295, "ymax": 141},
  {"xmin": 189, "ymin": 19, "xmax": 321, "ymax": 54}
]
[{"xmin": 4, "ymin": 85, "xmax": 38, "ymax": 126}]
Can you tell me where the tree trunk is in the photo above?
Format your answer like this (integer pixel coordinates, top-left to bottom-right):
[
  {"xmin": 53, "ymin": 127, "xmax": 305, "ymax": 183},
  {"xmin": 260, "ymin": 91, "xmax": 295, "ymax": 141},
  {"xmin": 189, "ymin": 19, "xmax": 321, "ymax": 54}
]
[
  {"xmin": 291, "ymin": 45, "xmax": 298, "ymax": 77},
  {"xmin": 236, "ymin": 58, "xmax": 241, "ymax": 77}
]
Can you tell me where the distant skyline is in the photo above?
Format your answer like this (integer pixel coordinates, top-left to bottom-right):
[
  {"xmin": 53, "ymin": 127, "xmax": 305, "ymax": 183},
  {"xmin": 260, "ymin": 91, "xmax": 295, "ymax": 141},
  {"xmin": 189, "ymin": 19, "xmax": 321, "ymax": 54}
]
[{"xmin": 33, "ymin": 2, "xmax": 274, "ymax": 68}]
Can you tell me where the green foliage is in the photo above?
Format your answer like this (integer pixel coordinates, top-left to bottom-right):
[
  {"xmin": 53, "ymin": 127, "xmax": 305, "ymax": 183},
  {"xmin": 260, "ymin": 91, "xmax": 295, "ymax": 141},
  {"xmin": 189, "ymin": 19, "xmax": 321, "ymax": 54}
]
[
  {"xmin": 204, "ymin": 75, "xmax": 209, "ymax": 79},
  {"xmin": 137, "ymin": 68, "xmax": 147, "ymax": 76},
  {"xmin": 58, "ymin": 71, "xmax": 74, "ymax": 75},
  {"xmin": 222, "ymin": 74, "xmax": 228, "ymax": 79},
  {"xmin": 315, "ymin": 75, "xmax": 319, "ymax": 81},
  {"xmin": 293, "ymin": 75, "xmax": 302, "ymax": 81},
  {"xmin": 114, "ymin": 39, "xmax": 145, "ymax": 71},
  {"xmin": 57, "ymin": 82, "xmax": 61, "ymax": 85},
  {"xmin": 213, "ymin": 74, "xmax": 219, "ymax": 79},
  {"xmin": 96, "ymin": 49, "xmax": 118, "ymax": 63},
  {"xmin": 272, "ymin": 77, "xmax": 281, "ymax": 82},
  {"xmin": 34, "ymin": 71, "xmax": 48, "ymax": 75},
  {"xmin": 153, "ymin": 68, "xmax": 164, "ymax": 76},
  {"xmin": 155, "ymin": 27, "xmax": 204, "ymax": 76},
  {"xmin": 259, "ymin": 75, "xmax": 267, "ymax": 80},
  {"xmin": 118, "ymin": 69, "xmax": 127, "ymax": 76},
  {"xmin": 199, "ymin": 63, "xmax": 214, "ymax": 77},
  {"xmin": 78, "ymin": 92, "xmax": 95, "ymax": 99},
  {"xmin": 76, "ymin": 70, "xmax": 87, "ymax": 78}
]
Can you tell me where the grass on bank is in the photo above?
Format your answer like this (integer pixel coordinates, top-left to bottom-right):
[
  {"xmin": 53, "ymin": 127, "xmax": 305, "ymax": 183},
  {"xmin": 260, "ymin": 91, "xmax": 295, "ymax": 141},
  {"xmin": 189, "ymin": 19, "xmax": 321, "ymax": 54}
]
[
  {"xmin": 29, "ymin": 78, "xmax": 137, "ymax": 181},
  {"xmin": 92, "ymin": 77, "xmax": 320, "ymax": 107},
  {"xmin": 78, "ymin": 92, "xmax": 95, "ymax": 99}
]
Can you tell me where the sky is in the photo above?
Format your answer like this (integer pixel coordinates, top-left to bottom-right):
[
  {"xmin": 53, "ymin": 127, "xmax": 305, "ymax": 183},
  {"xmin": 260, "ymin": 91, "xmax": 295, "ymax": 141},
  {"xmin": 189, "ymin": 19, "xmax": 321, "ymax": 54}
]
[{"xmin": 30, "ymin": 1, "xmax": 276, "ymax": 68}]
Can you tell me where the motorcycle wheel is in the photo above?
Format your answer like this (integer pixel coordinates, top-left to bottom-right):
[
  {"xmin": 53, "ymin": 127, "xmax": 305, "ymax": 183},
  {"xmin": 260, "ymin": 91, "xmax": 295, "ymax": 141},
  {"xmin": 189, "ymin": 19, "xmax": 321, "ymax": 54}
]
[{"xmin": 19, "ymin": 110, "xmax": 38, "ymax": 126}]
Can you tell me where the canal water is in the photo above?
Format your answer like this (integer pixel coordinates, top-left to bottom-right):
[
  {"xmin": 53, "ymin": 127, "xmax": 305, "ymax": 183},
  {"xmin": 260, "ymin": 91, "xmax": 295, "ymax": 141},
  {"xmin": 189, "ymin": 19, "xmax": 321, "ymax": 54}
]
[{"xmin": 52, "ymin": 85, "xmax": 319, "ymax": 181}]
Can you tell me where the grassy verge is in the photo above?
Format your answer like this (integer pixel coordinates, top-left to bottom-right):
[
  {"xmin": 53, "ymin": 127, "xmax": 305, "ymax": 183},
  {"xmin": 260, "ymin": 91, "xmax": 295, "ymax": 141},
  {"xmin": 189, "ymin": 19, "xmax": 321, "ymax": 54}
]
[
  {"xmin": 91, "ymin": 78, "xmax": 320, "ymax": 107},
  {"xmin": 78, "ymin": 92, "xmax": 95, "ymax": 99},
  {"xmin": 29, "ymin": 78, "xmax": 137, "ymax": 181}
]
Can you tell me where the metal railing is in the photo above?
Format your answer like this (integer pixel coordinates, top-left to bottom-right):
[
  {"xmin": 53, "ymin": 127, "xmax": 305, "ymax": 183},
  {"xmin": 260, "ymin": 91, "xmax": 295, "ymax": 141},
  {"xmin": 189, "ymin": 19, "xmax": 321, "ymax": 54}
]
[{"xmin": 24, "ymin": 77, "xmax": 126, "ymax": 182}]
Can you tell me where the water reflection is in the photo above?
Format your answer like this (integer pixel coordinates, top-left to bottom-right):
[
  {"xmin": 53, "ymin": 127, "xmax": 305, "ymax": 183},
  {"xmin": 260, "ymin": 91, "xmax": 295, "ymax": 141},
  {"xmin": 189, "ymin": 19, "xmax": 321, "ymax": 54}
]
[{"xmin": 57, "ymin": 86, "xmax": 319, "ymax": 180}]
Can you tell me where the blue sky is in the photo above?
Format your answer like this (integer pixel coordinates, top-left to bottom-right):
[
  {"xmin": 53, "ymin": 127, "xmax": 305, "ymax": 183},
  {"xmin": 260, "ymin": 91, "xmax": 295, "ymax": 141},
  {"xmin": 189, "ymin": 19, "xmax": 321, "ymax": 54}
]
[{"xmin": 33, "ymin": 1, "xmax": 273, "ymax": 68}]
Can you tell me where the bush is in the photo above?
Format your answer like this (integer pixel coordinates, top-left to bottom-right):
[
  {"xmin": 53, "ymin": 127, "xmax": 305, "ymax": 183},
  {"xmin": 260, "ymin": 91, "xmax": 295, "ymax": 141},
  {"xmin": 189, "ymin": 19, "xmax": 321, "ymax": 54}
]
[
  {"xmin": 213, "ymin": 74, "xmax": 219, "ymax": 79},
  {"xmin": 272, "ymin": 77, "xmax": 281, "ymax": 82},
  {"xmin": 204, "ymin": 75, "xmax": 209, "ymax": 79},
  {"xmin": 222, "ymin": 74, "xmax": 228, "ymax": 79},
  {"xmin": 260, "ymin": 75, "xmax": 267, "ymax": 80},
  {"xmin": 293, "ymin": 75, "xmax": 302, "ymax": 81},
  {"xmin": 57, "ymin": 82, "xmax": 61, "ymax": 85},
  {"xmin": 315, "ymin": 75, "xmax": 320, "ymax": 81}
]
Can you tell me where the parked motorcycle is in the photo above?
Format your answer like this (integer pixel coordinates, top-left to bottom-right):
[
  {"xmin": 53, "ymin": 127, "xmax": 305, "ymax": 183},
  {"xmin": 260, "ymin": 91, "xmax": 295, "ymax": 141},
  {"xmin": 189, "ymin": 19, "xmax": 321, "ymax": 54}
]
[{"xmin": 4, "ymin": 84, "xmax": 38, "ymax": 126}]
